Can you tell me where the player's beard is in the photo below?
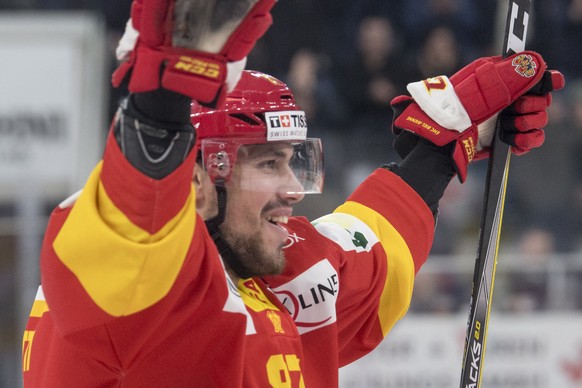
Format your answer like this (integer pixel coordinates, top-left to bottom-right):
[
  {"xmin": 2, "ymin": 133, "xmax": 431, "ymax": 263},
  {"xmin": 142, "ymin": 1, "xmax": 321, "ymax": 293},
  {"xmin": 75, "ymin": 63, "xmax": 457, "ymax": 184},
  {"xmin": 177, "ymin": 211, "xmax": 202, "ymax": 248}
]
[{"xmin": 220, "ymin": 227, "xmax": 286, "ymax": 278}]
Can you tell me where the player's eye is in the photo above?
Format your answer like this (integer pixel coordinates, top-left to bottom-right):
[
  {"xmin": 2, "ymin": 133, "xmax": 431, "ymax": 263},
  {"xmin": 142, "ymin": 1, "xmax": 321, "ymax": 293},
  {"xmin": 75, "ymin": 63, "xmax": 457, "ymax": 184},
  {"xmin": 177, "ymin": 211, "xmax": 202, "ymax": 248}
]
[{"xmin": 256, "ymin": 159, "xmax": 279, "ymax": 170}]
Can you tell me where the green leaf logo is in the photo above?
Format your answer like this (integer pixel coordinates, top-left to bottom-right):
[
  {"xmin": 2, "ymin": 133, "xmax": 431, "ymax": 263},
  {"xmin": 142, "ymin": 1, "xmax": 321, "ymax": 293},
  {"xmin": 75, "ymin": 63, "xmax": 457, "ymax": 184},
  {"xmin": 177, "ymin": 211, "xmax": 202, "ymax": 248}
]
[{"xmin": 351, "ymin": 231, "xmax": 368, "ymax": 249}]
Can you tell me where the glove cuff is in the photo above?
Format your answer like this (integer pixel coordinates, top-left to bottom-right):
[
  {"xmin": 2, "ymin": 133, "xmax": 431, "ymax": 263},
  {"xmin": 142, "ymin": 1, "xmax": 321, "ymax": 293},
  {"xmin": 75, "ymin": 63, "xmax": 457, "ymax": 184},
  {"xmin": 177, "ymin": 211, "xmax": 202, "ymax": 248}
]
[
  {"xmin": 115, "ymin": 45, "xmax": 229, "ymax": 105},
  {"xmin": 112, "ymin": 0, "xmax": 277, "ymax": 105},
  {"xmin": 393, "ymin": 101, "xmax": 465, "ymax": 147}
]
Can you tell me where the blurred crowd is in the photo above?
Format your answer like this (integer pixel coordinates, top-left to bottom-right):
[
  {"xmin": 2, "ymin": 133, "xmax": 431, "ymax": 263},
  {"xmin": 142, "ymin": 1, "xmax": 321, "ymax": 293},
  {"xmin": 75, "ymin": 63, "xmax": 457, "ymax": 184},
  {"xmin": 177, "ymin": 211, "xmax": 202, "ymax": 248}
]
[{"xmin": 1, "ymin": 0, "xmax": 582, "ymax": 315}]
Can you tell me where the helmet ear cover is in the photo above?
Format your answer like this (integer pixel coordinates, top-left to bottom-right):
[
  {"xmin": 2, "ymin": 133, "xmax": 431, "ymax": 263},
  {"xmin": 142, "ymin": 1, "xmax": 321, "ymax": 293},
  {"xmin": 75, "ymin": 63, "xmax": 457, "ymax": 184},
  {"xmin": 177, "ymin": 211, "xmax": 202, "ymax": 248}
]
[{"xmin": 200, "ymin": 140, "xmax": 238, "ymax": 182}]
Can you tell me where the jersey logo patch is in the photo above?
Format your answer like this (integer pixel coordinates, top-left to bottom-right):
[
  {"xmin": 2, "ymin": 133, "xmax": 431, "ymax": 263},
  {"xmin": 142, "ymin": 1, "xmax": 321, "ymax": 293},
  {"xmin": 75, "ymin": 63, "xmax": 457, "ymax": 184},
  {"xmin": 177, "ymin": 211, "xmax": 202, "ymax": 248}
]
[
  {"xmin": 266, "ymin": 310, "xmax": 285, "ymax": 334},
  {"xmin": 313, "ymin": 212, "xmax": 379, "ymax": 253},
  {"xmin": 352, "ymin": 231, "xmax": 369, "ymax": 249}
]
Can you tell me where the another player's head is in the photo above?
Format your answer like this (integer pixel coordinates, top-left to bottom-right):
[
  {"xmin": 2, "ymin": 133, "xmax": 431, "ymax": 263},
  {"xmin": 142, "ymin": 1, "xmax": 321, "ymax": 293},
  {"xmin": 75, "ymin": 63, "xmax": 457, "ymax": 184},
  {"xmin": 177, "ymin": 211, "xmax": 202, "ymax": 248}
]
[{"xmin": 191, "ymin": 70, "xmax": 324, "ymax": 279}]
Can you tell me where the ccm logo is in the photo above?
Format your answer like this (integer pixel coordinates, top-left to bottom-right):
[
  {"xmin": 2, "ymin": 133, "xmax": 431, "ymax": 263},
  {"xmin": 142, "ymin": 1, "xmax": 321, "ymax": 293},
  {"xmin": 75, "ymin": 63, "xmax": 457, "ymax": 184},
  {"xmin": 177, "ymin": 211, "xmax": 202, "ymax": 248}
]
[{"xmin": 174, "ymin": 56, "xmax": 220, "ymax": 79}]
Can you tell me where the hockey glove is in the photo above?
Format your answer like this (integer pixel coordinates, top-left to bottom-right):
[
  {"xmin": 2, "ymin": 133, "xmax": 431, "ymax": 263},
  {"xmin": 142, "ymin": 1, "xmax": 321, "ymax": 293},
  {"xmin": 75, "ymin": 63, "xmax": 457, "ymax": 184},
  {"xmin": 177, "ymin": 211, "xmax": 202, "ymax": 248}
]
[
  {"xmin": 391, "ymin": 51, "xmax": 564, "ymax": 182},
  {"xmin": 486, "ymin": 69, "xmax": 565, "ymax": 156},
  {"xmin": 112, "ymin": 0, "xmax": 276, "ymax": 106}
]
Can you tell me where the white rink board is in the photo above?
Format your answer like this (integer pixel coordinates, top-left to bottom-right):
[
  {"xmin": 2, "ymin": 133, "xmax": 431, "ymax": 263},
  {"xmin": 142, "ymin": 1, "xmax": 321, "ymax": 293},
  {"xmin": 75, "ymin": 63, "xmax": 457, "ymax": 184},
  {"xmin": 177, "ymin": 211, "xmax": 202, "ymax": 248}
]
[
  {"xmin": 0, "ymin": 12, "xmax": 106, "ymax": 200},
  {"xmin": 339, "ymin": 313, "xmax": 582, "ymax": 388}
]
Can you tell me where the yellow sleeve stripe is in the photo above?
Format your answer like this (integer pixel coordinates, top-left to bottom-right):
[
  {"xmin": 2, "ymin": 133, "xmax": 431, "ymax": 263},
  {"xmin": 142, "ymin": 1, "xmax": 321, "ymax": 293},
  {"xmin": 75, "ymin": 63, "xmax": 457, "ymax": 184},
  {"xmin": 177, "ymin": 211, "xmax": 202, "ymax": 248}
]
[
  {"xmin": 53, "ymin": 162, "xmax": 197, "ymax": 317},
  {"xmin": 335, "ymin": 201, "xmax": 415, "ymax": 337},
  {"xmin": 96, "ymin": 172, "xmax": 185, "ymax": 244}
]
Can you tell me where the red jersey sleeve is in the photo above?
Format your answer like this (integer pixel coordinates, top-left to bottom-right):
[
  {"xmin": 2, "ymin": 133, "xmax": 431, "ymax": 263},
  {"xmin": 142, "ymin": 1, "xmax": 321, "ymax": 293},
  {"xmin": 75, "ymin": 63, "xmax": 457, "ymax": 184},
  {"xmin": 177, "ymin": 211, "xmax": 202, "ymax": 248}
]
[
  {"xmin": 264, "ymin": 168, "xmax": 435, "ymax": 385},
  {"xmin": 27, "ymin": 130, "xmax": 257, "ymax": 387},
  {"xmin": 41, "ymin": 132, "xmax": 200, "ymax": 335},
  {"xmin": 317, "ymin": 168, "xmax": 434, "ymax": 364}
]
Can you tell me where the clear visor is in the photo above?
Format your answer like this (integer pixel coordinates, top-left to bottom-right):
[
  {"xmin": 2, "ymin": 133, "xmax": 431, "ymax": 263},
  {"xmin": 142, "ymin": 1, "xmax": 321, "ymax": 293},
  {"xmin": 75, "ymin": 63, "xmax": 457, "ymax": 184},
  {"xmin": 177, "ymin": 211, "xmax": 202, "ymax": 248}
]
[
  {"xmin": 201, "ymin": 138, "xmax": 324, "ymax": 194},
  {"xmin": 173, "ymin": 0, "xmax": 258, "ymax": 53}
]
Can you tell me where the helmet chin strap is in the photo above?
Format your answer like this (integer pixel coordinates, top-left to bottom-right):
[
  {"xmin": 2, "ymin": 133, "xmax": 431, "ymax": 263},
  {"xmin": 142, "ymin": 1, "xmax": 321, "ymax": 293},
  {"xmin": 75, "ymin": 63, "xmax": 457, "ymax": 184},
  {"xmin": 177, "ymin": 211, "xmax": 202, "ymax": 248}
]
[{"xmin": 204, "ymin": 181, "xmax": 253, "ymax": 280}]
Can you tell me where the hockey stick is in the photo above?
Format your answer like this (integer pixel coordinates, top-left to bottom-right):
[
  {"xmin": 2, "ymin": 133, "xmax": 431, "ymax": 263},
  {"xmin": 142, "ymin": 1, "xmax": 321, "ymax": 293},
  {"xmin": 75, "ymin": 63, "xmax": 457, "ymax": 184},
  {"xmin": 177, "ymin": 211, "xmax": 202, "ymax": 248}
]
[{"xmin": 459, "ymin": 1, "xmax": 533, "ymax": 387}]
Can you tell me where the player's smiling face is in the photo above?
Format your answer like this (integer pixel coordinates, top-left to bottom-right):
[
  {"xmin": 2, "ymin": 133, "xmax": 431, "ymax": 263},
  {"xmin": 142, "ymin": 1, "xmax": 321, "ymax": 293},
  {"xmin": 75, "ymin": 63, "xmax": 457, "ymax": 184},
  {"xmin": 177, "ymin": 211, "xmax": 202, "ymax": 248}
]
[{"xmin": 217, "ymin": 143, "xmax": 305, "ymax": 277}]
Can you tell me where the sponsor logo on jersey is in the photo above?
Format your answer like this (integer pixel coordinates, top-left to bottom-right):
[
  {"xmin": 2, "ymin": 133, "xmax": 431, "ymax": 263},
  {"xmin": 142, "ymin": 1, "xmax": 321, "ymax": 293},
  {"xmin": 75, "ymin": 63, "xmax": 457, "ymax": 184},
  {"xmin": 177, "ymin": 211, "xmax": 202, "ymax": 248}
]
[
  {"xmin": 351, "ymin": 231, "xmax": 369, "ymax": 249},
  {"xmin": 313, "ymin": 213, "xmax": 379, "ymax": 253},
  {"xmin": 283, "ymin": 232, "xmax": 305, "ymax": 249},
  {"xmin": 512, "ymin": 54, "xmax": 537, "ymax": 78},
  {"xmin": 271, "ymin": 260, "xmax": 338, "ymax": 335},
  {"xmin": 265, "ymin": 111, "xmax": 307, "ymax": 141}
]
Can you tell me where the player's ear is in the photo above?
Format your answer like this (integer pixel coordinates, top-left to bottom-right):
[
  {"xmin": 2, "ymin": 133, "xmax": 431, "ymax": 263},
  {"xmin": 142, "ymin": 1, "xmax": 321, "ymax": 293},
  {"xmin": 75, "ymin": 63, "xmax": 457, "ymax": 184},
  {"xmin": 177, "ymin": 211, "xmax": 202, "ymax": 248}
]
[{"xmin": 193, "ymin": 163, "xmax": 208, "ymax": 207}]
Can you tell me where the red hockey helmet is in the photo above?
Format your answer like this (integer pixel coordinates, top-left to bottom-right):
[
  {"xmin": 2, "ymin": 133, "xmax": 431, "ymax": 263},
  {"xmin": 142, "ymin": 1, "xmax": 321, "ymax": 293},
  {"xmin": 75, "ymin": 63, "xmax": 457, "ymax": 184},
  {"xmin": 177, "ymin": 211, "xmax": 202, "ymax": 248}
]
[{"xmin": 191, "ymin": 70, "xmax": 323, "ymax": 193}]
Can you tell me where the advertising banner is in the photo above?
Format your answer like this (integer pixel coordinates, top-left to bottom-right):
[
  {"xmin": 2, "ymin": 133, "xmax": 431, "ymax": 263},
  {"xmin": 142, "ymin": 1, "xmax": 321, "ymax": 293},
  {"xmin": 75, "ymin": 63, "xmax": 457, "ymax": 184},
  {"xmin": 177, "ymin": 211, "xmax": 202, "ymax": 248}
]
[{"xmin": 340, "ymin": 314, "xmax": 582, "ymax": 387}]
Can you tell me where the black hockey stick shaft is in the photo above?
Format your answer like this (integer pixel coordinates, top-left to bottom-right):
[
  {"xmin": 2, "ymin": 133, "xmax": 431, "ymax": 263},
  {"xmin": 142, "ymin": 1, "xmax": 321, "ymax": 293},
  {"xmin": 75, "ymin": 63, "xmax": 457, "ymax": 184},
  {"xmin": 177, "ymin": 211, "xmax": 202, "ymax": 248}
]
[{"xmin": 459, "ymin": 1, "xmax": 532, "ymax": 387}]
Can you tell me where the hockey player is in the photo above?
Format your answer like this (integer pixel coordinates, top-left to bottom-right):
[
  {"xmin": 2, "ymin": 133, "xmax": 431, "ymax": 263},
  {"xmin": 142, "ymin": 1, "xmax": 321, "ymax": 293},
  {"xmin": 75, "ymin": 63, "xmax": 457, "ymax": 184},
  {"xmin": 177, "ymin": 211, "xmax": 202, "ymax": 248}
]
[{"xmin": 22, "ymin": 0, "xmax": 564, "ymax": 387}]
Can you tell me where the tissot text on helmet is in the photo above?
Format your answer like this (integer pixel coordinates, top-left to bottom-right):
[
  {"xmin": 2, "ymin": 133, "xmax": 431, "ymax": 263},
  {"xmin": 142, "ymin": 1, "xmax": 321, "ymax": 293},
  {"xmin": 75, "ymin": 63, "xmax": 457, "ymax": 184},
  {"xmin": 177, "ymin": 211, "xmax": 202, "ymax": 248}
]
[{"xmin": 266, "ymin": 111, "xmax": 308, "ymax": 141}]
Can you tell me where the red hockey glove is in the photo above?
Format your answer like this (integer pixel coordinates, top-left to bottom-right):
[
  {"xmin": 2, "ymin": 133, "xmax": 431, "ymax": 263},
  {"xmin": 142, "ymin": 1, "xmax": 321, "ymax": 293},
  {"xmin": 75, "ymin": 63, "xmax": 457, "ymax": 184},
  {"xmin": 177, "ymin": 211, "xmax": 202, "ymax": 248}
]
[
  {"xmin": 493, "ymin": 69, "xmax": 565, "ymax": 155},
  {"xmin": 391, "ymin": 51, "xmax": 564, "ymax": 182},
  {"xmin": 112, "ymin": 0, "xmax": 276, "ymax": 106}
]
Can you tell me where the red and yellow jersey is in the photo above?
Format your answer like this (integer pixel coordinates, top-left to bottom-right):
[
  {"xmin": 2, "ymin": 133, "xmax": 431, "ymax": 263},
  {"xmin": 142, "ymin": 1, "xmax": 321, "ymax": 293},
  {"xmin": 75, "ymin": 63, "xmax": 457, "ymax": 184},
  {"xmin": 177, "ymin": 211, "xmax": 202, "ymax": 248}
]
[
  {"xmin": 22, "ymin": 133, "xmax": 306, "ymax": 387},
  {"xmin": 264, "ymin": 168, "xmax": 434, "ymax": 387},
  {"xmin": 23, "ymin": 132, "xmax": 434, "ymax": 386}
]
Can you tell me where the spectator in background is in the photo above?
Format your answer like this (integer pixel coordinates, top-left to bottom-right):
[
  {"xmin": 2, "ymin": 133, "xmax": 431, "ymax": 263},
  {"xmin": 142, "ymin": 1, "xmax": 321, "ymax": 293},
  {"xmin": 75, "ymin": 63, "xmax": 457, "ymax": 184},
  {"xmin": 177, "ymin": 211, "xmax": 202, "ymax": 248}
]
[
  {"xmin": 285, "ymin": 49, "xmax": 347, "ymax": 132},
  {"xmin": 284, "ymin": 49, "xmax": 349, "ymax": 216},
  {"xmin": 508, "ymin": 86, "xmax": 577, "ymax": 253},
  {"xmin": 400, "ymin": 0, "xmax": 495, "ymax": 59},
  {"xmin": 407, "ymin": 24, "xmax": 463, "ymax": 80},
  {"xmin": 498, "ymin": 79, "xmax": 582, "ymax": 313},
  {"xmin": 340, "ymin": 16, "xmax": 408, "ymax": 124},
  {"xmin": 568, "ymin": 79, "xmax": 582, "ymax": 251},
  {"xmin": 564, "ymin": 0, "xmax": 582, "ymax": 79},
  {"xmin": 567, "ymin": 76, "xmax": 582, "ymax": 311},
  {"xmin": 246, "ymin": 0, "xmax": 345, "ymax": 79},
  {"xmin": 531, "ymin": 0, "xmax": 582, "ymax": 81},
  {"xmin": 337, "ymin": 16, "xmax": 411, "ymax": 192},
  {"xmin": 322, "ymin": 0, "xmax": 405, "ymax": 70}
]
